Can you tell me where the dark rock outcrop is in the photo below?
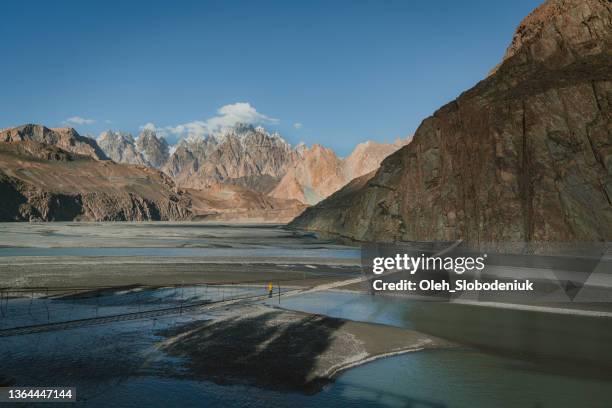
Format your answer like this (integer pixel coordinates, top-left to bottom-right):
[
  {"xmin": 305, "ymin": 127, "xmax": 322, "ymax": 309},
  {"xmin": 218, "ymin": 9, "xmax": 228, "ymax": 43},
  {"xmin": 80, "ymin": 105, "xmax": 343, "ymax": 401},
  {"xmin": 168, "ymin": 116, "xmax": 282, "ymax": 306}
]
[{"xmin": 291, "ymin": 0, "xmax": 612, "ymax": 244}]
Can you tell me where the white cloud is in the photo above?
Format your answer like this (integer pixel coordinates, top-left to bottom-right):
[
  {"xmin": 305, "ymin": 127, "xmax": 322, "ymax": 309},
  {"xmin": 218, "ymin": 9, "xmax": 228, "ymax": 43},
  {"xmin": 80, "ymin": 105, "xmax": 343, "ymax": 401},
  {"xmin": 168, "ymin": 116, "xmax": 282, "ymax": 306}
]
[
  {"xmin": 64, "ymin": 116, "xmax": 96, "ymax": 125},
  {"xmin": 138, "ymin": 122, "xmax": 169, "ymax": 138},
  {"xmin": 157, "ymin": 102, "xmax": 278, "ymax": 139},
  {"xmin": 293, "ymin": 122, "xmax": 303, "ymax": 129},
  {"xmin": 140, "ymin": 122, "xmax": 157, "ymax": 131}
]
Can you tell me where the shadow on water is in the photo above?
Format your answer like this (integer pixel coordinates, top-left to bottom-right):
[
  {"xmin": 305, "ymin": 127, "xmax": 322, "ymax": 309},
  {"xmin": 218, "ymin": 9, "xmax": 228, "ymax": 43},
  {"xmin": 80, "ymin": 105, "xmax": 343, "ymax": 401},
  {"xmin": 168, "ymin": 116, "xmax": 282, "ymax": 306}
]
[{"xmin": 158, "ymin": 310, "xmax": 347, "ymax": 394}]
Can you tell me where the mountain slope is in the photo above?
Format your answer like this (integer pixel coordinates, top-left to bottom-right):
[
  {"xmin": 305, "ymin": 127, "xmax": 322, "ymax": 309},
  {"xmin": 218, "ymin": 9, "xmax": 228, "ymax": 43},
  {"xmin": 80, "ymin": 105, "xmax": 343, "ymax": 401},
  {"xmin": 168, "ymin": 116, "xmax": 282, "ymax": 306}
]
[
  {"xmin": 270, "ymin": 144, "xmax": 345, "ymax": 204},
  {"xmin": 1, "ymin": 124, "xmax": 107, "ymax": 160},
  {"xmin": 187, "ymin": 183, "xmax": 307, "ymax": 223},
  {"xmin": 136, "ymin": 129, "xmax": 170, "ymax": 168},
  {"xmin": 0, "ymin": 141, "xmax": 191, "ymax": 221},
  {"xmin": 291, "ymin": 0, "xmax": 612, "ymax": 244},
  {"xmin": 270, "ymin": 140, "xmax": 408, "ymax": 205}
]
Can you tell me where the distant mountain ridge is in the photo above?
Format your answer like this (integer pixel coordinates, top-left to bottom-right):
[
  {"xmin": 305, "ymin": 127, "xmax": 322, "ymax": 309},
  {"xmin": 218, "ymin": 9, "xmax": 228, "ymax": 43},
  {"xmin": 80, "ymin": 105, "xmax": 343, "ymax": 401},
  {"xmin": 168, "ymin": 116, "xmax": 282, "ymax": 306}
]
[
  {"xmin": 165, "ymin": 124, "xmax": 296, "ymax": 192},
  {"xmin": 0, "ymin": 122, "xmax": 404, "ymax": 222},
  {"xmin": 95, "ymin": 122, "xmax": 407, "ymax": 205},
  {"xmin": 97, "ymin": 129, "xmax": 169, "ymax": 168}
]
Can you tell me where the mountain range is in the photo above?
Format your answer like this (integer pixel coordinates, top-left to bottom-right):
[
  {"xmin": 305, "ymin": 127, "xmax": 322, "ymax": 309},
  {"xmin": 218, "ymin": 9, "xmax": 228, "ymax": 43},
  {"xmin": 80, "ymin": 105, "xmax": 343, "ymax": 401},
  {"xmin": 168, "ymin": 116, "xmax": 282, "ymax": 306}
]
[
  {"xmin": 0, "ymin": 123, "xmax": 405, "ymax": 222},
  {"xmin": 96, "ymin": 123, "xmax": 406, "ymax": 205}
]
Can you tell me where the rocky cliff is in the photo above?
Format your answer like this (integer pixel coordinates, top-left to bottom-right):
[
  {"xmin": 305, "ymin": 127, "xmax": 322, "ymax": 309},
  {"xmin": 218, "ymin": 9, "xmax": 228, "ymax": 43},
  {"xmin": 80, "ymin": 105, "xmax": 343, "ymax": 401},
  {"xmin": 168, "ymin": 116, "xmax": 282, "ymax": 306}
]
[
  {"xmin": 97, "ymin": 129, "xmax": 170, "ymax": 169},
  {"xmin": 164, "ymin": 124, "xmax": 296, "ymax": 192},
  {"xmin": 291, "ymin": 0, "xmax": 612, "ymax": 244},
  {"xmin": 136, "ymin": 129, "xmax": 170, "ymax": 168},
  {"xmin": 1, "ymin": 124, "xmax": 107, "ymax": 160},
  {"xmin": 97, "ymin": 130, "xmax": 146, "ymax": 165},
  {"xmin": 0, "ymin": 140, "xmax": 191, "ymax": 221}
]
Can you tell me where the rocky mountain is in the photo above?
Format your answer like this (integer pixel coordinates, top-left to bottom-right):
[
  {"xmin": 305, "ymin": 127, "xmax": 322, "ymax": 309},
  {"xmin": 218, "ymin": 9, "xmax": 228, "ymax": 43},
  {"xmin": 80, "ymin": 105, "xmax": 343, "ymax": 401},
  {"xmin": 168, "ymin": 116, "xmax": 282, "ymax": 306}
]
[
  {"xmin": 93, "ymin": 122, "xmax": 402, "ymax": 206},
  {"xmin": 344, "ymin": 139, "xmax": 407, "ymax": 181},
  {"xmin": 94, "ymin": 122, "xmax": 406, "ymax": 206},
  {"xmin": 269, "ymin": 144, "xmax": 344, "ymax": 205},
  {"xmin": 0, "ymin": 120, "xmax": 405, "ymax": 222},
  {"xmin": 1, "ymin": 124, "xmax": 107, "ymax": 160},
  {"xmin": 97, "ymin": 129, "xmax": 169, "ymax": 168},
  {"xmin": 0, "ymin": 140, "xmax": 190, "ymax": 222},
  {"xmin": 97, "ymin": 131, "xmax": 146, "ymax": 165},
  {"xmin": 136, "ymin": 129, "xmax": 170, "ymax": 168},
  {"xmin": 165, "ymin": 124, "xmax": 296, "ymax": 192},
  {"xmin": 270, "ymin": 140, "xmax": 407, "ymax": 205},
  {"xmin": 291, "ymin": 0, "xmax": 612, "ymax": 244},
  {"xmin": 0, "ymin": 125, "xmax": 306, "ymax": 222}
]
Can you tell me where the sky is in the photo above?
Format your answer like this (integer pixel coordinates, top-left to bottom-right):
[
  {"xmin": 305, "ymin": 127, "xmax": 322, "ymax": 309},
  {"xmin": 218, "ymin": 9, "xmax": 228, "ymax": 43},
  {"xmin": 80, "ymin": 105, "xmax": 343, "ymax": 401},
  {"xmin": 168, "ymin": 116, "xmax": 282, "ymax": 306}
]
[{"xmin": 1, "ymin": 0, "xmax": 542, "ymax": 155}]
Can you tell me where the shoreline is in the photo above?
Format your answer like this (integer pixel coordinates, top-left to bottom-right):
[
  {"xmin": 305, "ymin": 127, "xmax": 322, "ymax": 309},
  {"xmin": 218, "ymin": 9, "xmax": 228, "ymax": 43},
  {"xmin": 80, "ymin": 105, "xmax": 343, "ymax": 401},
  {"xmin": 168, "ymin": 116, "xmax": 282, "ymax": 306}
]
[{"xmin": 157, "ymin": 303, "xmax": 453, "ymax": 394}]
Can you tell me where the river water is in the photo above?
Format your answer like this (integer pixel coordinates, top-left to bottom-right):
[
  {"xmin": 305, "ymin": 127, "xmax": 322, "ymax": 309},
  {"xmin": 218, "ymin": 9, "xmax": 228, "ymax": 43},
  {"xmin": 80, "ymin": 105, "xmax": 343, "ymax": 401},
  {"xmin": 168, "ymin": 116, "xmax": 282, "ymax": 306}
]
[
  {"xmin": 0, "ymin": 222, "xmax": 611, "ymax": 407},
  {"xmin": 2, "ymin": 288, "xmax": 610, "ymax": 408}
]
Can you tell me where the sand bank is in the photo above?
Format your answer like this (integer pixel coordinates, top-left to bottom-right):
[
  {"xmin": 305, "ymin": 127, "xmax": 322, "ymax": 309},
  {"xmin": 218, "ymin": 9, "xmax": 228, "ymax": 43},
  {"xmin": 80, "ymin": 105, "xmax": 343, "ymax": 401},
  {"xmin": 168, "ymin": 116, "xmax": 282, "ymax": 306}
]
[{"xmin": 157, "ymin": 304, "xmax": 452, "ymax": 393}]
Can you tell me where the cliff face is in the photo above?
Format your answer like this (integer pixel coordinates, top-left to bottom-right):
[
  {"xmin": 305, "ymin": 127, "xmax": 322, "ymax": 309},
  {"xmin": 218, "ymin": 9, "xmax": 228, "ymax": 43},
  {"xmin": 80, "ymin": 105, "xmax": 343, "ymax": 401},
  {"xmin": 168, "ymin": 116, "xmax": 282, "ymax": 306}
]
[
  {"xmin": 0, "ymin": 141, "xmax": 191, "ymax": 221},
  {"xmin": 291, "ymin": 0, "xmax": 612, "ymax": 244}
]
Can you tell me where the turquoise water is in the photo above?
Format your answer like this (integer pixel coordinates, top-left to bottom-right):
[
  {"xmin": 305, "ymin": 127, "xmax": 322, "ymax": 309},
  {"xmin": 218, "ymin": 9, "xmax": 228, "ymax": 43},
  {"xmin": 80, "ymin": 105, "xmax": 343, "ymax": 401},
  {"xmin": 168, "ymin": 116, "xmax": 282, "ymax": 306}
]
[
  {"xmin": 86, "ymin": 350, "xmax": 612, "ymax": 408},
  {"xmin": 2, "ymin": 288, "xmax": 612, "ymax": 407},
  {"xmin": 1, "ymin": 222, "xmax": 611, "ymax": 407}
]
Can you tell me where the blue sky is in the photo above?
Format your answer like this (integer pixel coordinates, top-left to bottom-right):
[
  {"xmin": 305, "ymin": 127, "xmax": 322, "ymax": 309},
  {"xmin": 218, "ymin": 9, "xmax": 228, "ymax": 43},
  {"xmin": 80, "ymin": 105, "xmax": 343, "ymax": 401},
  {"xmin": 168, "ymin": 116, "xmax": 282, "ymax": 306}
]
[{"xmin": 1, "ymin": 0, "xmax": 542, "ymax": 155}]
